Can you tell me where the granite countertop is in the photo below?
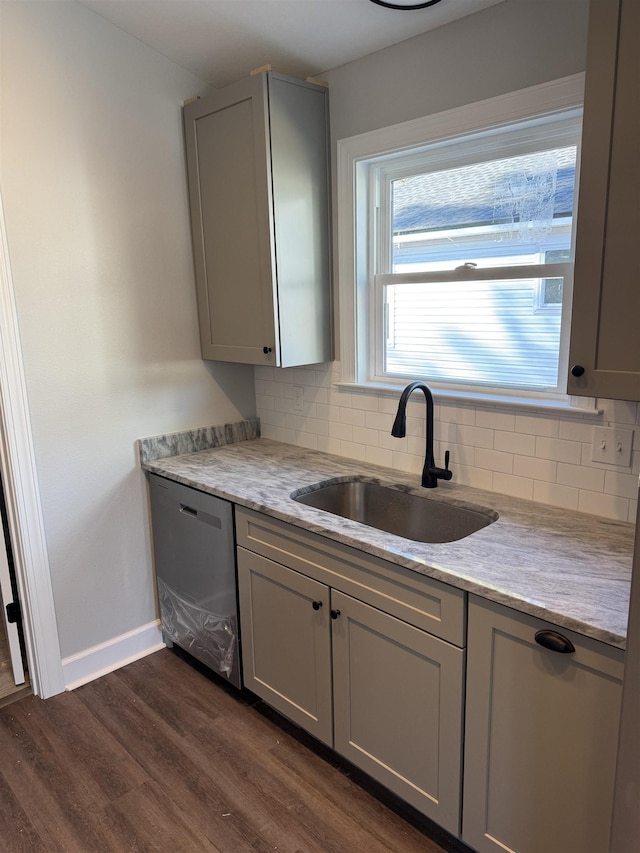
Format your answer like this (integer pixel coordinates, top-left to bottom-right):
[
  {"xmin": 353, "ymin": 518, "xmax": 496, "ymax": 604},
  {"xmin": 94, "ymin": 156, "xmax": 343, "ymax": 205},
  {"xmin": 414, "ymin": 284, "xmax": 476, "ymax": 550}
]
[{"xmin": 141, "ymin": 436, "xmax": 634, "ymax": 650}]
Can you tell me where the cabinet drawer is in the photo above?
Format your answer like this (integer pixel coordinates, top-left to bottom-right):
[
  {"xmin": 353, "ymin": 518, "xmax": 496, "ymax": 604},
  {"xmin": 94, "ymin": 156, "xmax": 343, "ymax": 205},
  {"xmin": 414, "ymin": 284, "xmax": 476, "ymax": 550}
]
[{"xmin": 236, "ymin": 507, "xmax": 466, "ymax": 647}]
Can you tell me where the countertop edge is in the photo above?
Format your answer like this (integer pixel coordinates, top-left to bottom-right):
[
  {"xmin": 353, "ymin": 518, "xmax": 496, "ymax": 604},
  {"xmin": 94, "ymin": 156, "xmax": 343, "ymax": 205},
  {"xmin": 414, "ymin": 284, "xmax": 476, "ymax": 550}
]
[{"xmin": 141, "ymin": 444, "xmax": 631, "ymax": 651}]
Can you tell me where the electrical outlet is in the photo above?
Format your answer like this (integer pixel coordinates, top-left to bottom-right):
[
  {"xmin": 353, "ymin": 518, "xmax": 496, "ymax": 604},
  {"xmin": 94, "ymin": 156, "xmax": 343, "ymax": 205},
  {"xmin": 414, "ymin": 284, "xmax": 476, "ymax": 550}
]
[
  {"xmin": 591, "ymin": 426, "xmax": 634, "ymax": 467},
  {"xmin": 293, "ymin": 386, "xmax": 304, "ymax": 412}
]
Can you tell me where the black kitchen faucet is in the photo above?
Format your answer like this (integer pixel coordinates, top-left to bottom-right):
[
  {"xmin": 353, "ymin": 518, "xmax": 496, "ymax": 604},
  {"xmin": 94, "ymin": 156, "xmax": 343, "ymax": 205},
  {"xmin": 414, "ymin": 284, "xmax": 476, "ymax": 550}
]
[{"xmin": 391, "ymin": 381, "xmax": 452, "ymax": 488}]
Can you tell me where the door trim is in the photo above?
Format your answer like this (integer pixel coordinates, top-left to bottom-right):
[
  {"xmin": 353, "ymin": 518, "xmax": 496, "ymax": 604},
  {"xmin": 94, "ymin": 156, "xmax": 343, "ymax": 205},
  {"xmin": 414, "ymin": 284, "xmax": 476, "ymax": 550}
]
[{"xmin": 0, "ymin": 188, "xmax": 64, "ymax": 698}]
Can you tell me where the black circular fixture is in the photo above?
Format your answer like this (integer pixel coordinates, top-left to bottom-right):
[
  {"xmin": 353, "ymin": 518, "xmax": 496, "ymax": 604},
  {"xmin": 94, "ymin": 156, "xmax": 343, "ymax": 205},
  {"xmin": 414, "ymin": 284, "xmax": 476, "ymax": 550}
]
[{"xmin": 369, "ymin": 0, "xmax": 443, "ymax": 9}]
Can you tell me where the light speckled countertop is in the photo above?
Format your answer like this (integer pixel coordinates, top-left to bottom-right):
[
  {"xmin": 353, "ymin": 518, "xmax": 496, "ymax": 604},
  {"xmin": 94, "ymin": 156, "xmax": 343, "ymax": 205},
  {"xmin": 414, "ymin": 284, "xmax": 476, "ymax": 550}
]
[{"xmin": 142, "ymin": 437, "xmax": 634, "ymax": 649}]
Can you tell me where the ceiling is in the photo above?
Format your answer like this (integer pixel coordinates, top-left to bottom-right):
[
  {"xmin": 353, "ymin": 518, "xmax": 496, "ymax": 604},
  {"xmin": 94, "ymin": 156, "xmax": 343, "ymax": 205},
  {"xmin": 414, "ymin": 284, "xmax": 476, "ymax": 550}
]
[{"xmin": 79, "ymin": 0, "xmax": 505, "ymax": 90}]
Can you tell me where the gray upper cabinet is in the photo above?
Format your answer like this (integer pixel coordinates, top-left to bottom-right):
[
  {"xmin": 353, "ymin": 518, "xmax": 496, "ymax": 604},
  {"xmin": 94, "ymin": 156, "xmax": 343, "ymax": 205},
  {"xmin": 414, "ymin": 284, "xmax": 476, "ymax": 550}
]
[
  {"xmin": 568, "ymin": 0, "xmax": 640, "ymax": 399},
  {"xmin": 183, "ymin": 72, "xmax": 332, "ymax": 367}
]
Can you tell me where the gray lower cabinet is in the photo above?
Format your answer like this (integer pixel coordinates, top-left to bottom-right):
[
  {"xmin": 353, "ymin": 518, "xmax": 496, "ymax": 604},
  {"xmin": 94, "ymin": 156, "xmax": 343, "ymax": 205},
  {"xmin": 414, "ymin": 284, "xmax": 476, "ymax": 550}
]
[
  {"xmin": 235, "ymin": 508, "xmax": 623, "ymax": 849},
  {"xmin": 567, "ymin": 0, "xmax": 640, "ymax": 399},
  {"xmin": 462, "ymin": 595, "xmax": 624, "ymax": 853},
  {"xmin": 183, "ymin": 71, "xmax": 331, "ymax": 367},
  {"xmin": 236, "ymin": 507, "xmax": 465, "ymax": 836},
  {"xmin": 237, "ymin": 549, "xmax": 333, "ymax": 745},
  {"xmin": 331, "ymin": 589, "xmax": 464, "ymax": 834}
]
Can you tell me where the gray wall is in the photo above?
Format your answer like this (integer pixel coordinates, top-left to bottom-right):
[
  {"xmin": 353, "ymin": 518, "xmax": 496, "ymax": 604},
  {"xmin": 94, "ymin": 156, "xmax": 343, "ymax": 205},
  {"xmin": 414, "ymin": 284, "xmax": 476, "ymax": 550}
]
[
  {"xmin": 0, "ymin": 0, "xmax": 256, "ymax": 660},
  {"xmin": 324, "ymin": 0, "xmax": 589, "ymax": 141}
]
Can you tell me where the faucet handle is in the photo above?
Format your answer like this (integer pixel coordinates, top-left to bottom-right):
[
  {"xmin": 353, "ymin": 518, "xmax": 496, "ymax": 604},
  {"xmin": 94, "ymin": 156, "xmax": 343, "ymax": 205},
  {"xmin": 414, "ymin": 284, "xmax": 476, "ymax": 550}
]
[{"xmin": 430, "ymin": 449, "xmax": 453, "ymax": 483}]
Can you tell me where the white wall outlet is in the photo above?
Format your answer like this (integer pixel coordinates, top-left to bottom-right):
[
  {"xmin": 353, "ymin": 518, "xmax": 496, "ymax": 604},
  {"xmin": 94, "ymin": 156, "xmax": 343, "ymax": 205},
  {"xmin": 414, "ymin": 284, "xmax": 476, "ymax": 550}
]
[
  {"xmin": 591, "ymin": 426, "xmax": 634, "ymax": 467},
  {"xmin": 293, "ymin": 385, "xmax": 304, "ymax": 412}
]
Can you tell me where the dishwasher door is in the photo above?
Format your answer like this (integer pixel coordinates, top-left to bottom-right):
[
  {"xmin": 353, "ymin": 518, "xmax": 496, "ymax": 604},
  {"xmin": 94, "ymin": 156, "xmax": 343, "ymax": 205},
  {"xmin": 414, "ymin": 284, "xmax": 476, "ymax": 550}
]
[{"xmin": 149, "ymin": 473, "xmax": 241, "ymax": 687}]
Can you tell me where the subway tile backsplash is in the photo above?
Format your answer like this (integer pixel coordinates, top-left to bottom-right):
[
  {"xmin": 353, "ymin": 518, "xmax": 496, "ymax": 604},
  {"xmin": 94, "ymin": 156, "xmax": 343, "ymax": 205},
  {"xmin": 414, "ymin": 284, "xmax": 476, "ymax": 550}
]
[{"xmin": 255, "ymin": 362, "xmax": 640, "ymax": 524}]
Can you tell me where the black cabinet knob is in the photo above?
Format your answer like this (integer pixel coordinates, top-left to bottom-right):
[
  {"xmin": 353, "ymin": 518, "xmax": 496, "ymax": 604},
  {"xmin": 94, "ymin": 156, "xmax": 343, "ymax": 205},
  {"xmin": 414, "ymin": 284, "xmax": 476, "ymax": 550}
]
[
  {"xmin": 263, "ymin": 346, "xmax": 272, "ymax": 355},
  {"xmin": 330, "ymin": 609, "xmax": 341, "ymax": 620},
  {"xmin": 312, "ymin": 600, "xmax": 322, "ymax": 611},
  {"xmin": 571, "ymin": 365, "xmax": 585, "ymax": 377}
]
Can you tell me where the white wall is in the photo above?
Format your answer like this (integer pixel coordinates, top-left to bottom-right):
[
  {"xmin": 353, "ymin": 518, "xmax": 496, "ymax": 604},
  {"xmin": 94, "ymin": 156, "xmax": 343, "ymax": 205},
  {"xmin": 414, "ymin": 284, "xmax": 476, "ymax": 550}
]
[
  {"xmin": 0, "ymin": 1, "xmax": 255, "ymax": 660},
  {"xmin": 255, "ymin": 0, "xmax": 640, "ymax": 526}
]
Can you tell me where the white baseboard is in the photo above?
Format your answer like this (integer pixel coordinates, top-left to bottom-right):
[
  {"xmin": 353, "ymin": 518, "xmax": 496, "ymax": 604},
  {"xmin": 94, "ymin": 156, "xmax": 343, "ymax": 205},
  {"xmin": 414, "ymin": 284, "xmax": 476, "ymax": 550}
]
[{"xmin": 62, "ymin": 620, "xmax": 165, "ymax": 691}]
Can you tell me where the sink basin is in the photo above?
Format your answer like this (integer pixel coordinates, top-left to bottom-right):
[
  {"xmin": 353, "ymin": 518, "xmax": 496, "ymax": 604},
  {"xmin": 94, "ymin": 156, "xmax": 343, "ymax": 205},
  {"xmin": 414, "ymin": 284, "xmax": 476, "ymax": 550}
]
[{"xmin": 292, "ymin": 479, "xmax": 498, "ymax": 544}]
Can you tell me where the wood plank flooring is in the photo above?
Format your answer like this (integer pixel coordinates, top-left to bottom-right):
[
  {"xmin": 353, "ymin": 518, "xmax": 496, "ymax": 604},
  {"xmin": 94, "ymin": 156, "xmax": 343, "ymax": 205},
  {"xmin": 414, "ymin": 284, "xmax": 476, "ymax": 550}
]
[{"xmin": 0, "ymin": 648, "xmax": 470, "ymax": 853}]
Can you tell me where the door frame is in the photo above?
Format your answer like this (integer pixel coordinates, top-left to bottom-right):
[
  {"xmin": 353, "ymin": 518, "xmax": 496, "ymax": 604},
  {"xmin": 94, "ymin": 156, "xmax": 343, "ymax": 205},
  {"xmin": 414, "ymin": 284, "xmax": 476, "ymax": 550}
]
[{"xmin": 0, "ymin": 188, "xmax": 64, "ymax": 698}]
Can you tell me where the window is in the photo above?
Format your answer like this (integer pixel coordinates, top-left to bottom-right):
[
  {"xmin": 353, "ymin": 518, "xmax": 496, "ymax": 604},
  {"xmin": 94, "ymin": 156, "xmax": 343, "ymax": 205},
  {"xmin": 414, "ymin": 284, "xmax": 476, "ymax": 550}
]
[{"xmin": 337, "ymin": 76, "xmax": 585, "ymax": 405}]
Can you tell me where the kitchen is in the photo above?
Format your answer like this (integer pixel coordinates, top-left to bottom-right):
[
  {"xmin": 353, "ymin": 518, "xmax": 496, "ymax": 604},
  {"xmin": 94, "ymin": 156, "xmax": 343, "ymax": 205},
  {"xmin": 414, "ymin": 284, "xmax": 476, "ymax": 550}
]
[{"xmin": 0, "ymin": 0, "xmax": 638, "ymax": 850}]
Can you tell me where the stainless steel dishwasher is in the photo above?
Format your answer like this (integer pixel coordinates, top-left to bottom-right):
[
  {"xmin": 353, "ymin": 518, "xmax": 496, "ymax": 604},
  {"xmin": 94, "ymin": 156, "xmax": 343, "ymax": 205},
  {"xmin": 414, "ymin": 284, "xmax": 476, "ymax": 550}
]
[{"xmin": 148, "ymin": 473, "xmax": 241, "ymax": 688}]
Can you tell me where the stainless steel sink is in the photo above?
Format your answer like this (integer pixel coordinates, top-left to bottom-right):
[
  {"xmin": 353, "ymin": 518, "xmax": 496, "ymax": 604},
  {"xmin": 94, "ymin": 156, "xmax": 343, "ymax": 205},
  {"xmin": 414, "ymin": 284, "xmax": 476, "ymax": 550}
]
[{"xmin": 292, "ymin": 479, "xmax": 498, "ymax": 543}]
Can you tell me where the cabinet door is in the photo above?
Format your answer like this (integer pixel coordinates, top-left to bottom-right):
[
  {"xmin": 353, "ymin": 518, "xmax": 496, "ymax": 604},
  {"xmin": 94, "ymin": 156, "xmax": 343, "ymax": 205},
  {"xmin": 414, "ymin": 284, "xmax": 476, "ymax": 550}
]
[
  {"xmin": 463, "ymin": 596, "xmax": 624, "ymax": 853},
  {"xmin": 269, "ymin": 75, "xmax": 332, "ymax": 368},
  {"xmin": 183, "ymin": 72, "xmax": 331, "ymax": 368},
  {"xmin": 568, "ymin": 0, "xmax": 640, "ymax": 399},
  {"xmin": 237, "ymin": 547, "xmax": 333, "ymax": 745},
  {"xmin": 331, "ymin": 590, "xmax": 464, "ymax": 836},
  {"xmin": 183, "ymin": 75, "xmax": 277, "ymax": 365}
]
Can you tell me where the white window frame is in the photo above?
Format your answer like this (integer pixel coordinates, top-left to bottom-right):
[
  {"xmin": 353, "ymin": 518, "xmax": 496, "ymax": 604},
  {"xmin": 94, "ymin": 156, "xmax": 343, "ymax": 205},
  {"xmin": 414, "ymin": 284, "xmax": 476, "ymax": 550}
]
[{"xmin": 336, "ymin": 73, "xmax": 594, "ymax": 411}]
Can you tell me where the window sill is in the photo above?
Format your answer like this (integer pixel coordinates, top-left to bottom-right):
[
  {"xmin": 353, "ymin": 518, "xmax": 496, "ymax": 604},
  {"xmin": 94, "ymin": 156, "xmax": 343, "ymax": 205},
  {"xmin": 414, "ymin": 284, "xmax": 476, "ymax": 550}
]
[{"xmin": 334, "ymin": 382, "xmax": 603, "ymax": 416}]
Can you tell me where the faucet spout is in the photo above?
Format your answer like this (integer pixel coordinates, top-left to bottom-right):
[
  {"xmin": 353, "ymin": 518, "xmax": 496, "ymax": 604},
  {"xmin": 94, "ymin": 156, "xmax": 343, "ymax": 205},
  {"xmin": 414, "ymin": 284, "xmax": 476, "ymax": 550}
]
[{"xmin": 391, "ymin": 381, "xmax": 452, "ymax": 488}]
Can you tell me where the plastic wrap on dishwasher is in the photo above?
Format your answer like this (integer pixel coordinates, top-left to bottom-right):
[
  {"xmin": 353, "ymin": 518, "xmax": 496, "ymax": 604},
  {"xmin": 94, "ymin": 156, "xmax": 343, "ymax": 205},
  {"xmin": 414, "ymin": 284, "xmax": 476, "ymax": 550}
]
[{"xmin": 158, "ymin": 577, "xmax": 237, "ymax": 678}]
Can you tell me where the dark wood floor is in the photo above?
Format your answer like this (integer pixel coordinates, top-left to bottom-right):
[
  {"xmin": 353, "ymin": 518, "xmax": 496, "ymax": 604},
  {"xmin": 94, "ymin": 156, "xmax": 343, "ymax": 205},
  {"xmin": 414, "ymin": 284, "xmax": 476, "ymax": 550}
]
[{"xmin": 0, "ymin": 648, "xmax": 469, "ymax": 853}]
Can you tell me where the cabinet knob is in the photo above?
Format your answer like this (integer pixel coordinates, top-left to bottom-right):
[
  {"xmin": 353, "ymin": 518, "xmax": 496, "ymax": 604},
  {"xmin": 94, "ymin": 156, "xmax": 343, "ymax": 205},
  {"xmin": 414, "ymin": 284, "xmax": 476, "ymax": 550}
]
[
  {"xmin": 570, "ymin": 365, "xmax": 585, "ymax": 377},
  {"xmin": 534, "ymin": 630, "xmax": 575, "ymax": 654},
  {"xmin": 330, "ymin": 609, "xmax": 341, "ymax": 620},
  {"xmin": 312, "ymin": 600, "xmax": 323, "ymax": 611},
  {"xmin": 263, "ymin": 346, "xmax": 272, "ymax": 355}
]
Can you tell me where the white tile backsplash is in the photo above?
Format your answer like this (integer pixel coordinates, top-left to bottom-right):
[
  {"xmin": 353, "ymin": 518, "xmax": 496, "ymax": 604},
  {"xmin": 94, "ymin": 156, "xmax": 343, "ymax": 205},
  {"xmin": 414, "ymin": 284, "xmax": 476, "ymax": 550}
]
[
  {"xmin": 475, "ymin": 447, "xmax": 514, "ymax": 474},
  {"xmin": 475, "ymin": 409, "xmax": 516, "ymax": 431},
  {"xmin": 256, "ymin": 362, "xmax": 640, "ymax": 522},
  {"xmin": 492, "ymin": 472, "xmax": 535, "ymax": 501},
  {"xmin": 515, "ymin": 413, "xmax": 560, "ymax": 437},
  {"xmin": 578, "ymin": 490, "xmax": 629, "ymax": 521},
  {"xmin": 455, "ymin": 424, "xmax": 495, "ymax": 449},
  {"xmin": 533, "ymin": 481, "xmax": 580, "ymax": 511},
  {"xmin": 513, "ymin": 455, "xmax": 557, "ymax": 482},
  {"xmin": 364, "ymin": 410, "xmax": 394, "ymax": 431},
  {"xmin": 494, "ymin": 429, "xmax": 536, "ymax": 456},
  {"xmin": 600, "ymin": 399, "xmax": 638, "ymax": 425},
  {"xmin": 339, "ymin": 407, "xmax": 366, "ymax": 427},
  {"xmin": 557, "ymin": 462, "xmax": 605, "ymax": 492},
  {"xmin": 535, "ymin": 436, "xmax": 582, "ymax": 465},
  {"xmin": 558, "ymin": 419, "xmax": 596, "ymax": 443},
  {"xmin": 365, "ymin": 445, "xmax": 393, "ymax": 467},
  {"xmin": 604, "ymin": 470, "xmax": 639, "ymax": 500}
]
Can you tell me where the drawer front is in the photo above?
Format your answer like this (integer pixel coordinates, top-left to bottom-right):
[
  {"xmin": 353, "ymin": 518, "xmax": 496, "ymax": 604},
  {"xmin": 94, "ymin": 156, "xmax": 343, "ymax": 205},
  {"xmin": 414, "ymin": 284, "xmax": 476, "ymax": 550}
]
[{"xmin": 236, "ymin": 507, "xmax": 465, "ymax": 647}]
